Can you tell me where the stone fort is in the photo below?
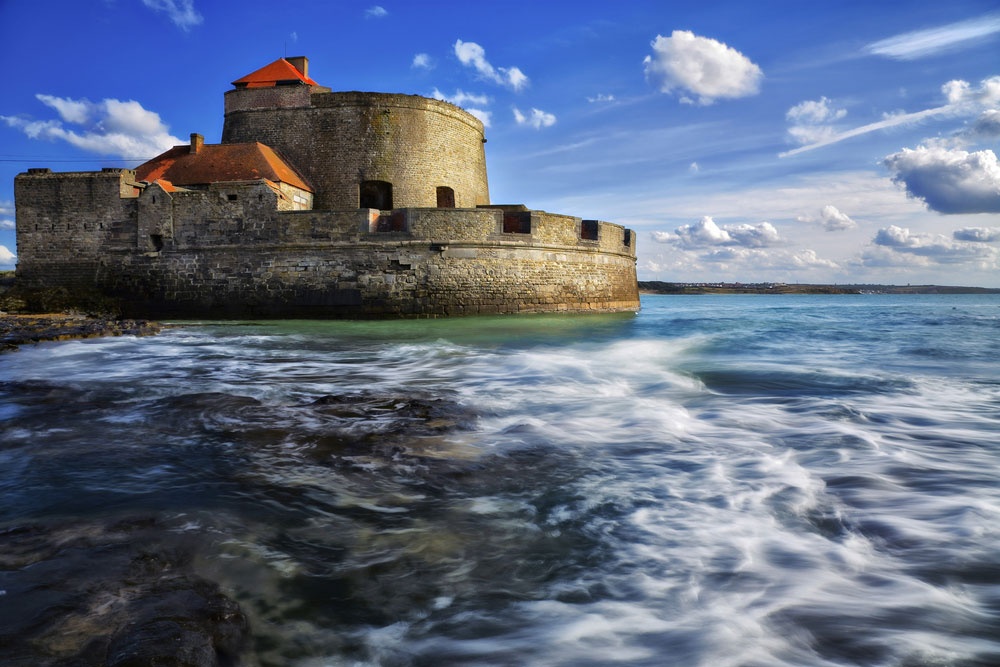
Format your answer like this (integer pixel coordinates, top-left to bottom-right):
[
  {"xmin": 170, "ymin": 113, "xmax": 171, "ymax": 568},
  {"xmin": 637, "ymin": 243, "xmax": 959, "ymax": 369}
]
[{"xmin": 14, "ymin": 56, "xmax": 639, "ymax": 317}]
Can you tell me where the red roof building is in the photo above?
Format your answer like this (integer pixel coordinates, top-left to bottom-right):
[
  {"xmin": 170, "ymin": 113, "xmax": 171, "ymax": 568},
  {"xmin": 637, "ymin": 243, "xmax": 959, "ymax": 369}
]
[
  {"xmin": 136, "ymin": 134, "xmax": 313, "ymax": 193},
  {"xmin": 231, "ymin": 56, "xmax": 319, "ymax": 89}
]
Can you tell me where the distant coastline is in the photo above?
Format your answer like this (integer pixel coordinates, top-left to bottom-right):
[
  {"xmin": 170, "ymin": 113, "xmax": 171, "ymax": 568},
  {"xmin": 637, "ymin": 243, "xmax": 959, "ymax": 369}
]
[{"xmin": 639, "ymin": 281, "xmax": 1000, "ymax": 295}]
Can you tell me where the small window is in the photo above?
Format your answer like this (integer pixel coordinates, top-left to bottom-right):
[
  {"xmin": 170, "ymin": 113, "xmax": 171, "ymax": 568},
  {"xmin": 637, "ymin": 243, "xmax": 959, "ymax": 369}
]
[
  {"xmin": 503, "ymin": 211, "xmax": 531, "ymax": 234},
  {"xmin": 581, "ymin": 220, "xmax": 599, "ymax": 241},
  {"xmin": 623, "ymin": 229, "xmax": 632, "ymax": 247},
  {"xmin": 360, "ymin": 180, "xmax": 393, "ymax": 210},
  {"xmin": 150, "ymin": 234, "xmax": 164, "ymax": 252},
  {"xmin": 436, "ymin": 186, "xmax": 455, "ymax": 208},
  {"xmin": 227, "ymin": 194, "xmax": 238, "ymax": 202}
]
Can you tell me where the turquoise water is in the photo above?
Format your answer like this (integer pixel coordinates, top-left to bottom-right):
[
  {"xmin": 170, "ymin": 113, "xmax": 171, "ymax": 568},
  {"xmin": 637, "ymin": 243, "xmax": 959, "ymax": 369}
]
[{"xmin": 2, "ymin": 294, "xmax": 999, "ymax": 666}]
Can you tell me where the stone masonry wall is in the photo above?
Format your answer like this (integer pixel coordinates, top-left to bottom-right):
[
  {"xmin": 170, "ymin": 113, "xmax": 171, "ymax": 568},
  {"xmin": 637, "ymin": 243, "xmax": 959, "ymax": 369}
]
[
  {"xmin": 14, "ymin": 177, "xmax": 638, "ymax": 318},
  {"xmin": 14, "ymin": 169, "xmax": 139, "ymax": 286},
  {"xmin": 222, "ymin": 92, "xmax": 489, "ymax": 211}
]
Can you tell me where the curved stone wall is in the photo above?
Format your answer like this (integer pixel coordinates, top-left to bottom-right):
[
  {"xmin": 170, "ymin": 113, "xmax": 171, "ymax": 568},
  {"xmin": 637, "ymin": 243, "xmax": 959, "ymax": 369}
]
[
  {"xmin": 98, "ymin": 241, "xmax": 639, "ymax": 318},
  {"xmin": 222, "ymin": 91, "xmax": 490, "ymax": 211}
]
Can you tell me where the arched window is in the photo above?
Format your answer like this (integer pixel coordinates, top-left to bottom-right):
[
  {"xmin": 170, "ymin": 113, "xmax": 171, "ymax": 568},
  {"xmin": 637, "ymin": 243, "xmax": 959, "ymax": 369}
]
[
  {"xmin": 436, "ymin": 186, "xmax": 455, "ymax": 208},
  {"xmin": 360, "ymin": 180, "xmax": 393, "ymax": 210}
]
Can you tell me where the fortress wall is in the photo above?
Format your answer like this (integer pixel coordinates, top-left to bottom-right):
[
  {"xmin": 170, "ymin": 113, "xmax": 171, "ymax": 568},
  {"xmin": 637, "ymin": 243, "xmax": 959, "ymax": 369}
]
[
  {"xmin": 98, "ymin": 240, "xmax": 639, "ymax": 318},
  {"xmin": 222, "ymin": 92, "xmax": 489, "ymax": 211},
  {"xmin": 404, "ymin": 208, "xmax": 501, "ymax": 241},
  {"xmin": 224, "ymin": 86, "xmax": 314, "ymax": 112},
  {"xmin": 14, "ymin": 171, "xmax": 638, "ymax": 317},
  {"xmin": 14, "ymin": 169, "xmax": 139, "ymax": 285}
]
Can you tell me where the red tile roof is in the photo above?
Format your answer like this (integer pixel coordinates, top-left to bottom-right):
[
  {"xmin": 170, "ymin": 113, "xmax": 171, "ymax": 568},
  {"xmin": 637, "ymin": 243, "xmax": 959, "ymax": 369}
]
[
  {"xmin": 136, "ymin": 142, "xmax": 314, "ymax": 192},
  {"xmin": 232, "ymin": 58, "xmax": 319, "ymax": 88}
]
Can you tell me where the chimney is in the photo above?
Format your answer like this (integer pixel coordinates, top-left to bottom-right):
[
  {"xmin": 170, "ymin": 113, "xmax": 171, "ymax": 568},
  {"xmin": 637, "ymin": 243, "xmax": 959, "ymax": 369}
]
[
  {"xmin": 286, "ymin": 56, "xmax": 308, "ymax": 78},
  {"xmin": 190, "ymin": 133, "xmax": 204, "ymax": 154}
]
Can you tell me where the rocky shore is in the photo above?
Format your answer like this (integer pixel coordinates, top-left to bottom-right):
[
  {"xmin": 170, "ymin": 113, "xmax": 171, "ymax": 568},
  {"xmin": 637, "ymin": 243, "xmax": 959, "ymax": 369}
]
[{"xmin": 0, "ymin": 312, "xmax": 162, "ymax": 352}]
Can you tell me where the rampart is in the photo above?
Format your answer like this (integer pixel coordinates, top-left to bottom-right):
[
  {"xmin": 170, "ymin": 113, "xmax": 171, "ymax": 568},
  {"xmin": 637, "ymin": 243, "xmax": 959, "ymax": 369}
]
[{"xmin": 14, "ymin": 169, "xmax": 639, "ymax": 318}]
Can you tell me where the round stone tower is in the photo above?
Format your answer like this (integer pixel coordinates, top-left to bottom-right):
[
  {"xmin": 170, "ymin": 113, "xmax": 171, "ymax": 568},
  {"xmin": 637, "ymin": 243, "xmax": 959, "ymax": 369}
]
[{"xmin": 221, "ymin": 57, "xmax": 490, "ymax": 211}]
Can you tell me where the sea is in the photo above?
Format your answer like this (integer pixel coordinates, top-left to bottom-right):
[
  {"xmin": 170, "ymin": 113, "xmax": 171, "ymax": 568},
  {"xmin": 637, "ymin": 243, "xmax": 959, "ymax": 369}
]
[{"xmin": 1, "ymin": 294, "xmax": 999, "ymax": 667}]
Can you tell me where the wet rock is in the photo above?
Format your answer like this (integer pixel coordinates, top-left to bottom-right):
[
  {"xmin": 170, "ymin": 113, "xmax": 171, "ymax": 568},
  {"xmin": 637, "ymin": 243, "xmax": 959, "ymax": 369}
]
[
  {"xmin": 0, "ymin": 312, "xmax": 161, "ymax": 352},
  {"xmin": 0, "ymin": 518, "xmax": 249, "ymax": 667}
]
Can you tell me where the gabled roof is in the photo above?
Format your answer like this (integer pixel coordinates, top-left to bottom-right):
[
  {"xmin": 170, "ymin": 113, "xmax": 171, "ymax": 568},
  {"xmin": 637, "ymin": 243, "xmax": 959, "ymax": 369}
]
[
  {"xmin": 136, "ymin": 142, "xmax": 314, "ymax": 192},
  {"xmin": 232, "ymin": 58, "xmax": 319, "ymax": 88}
]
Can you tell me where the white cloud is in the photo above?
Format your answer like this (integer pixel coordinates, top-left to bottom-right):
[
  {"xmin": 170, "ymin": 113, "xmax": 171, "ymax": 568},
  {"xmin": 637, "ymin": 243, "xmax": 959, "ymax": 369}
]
[
  {"xmin": 412, "ymin": 53, "xmax": 434, "ymax": 70},
  {"xmin": 967, "ymin": 109, "xmax": 1000, "ymax": 139},
  {"xmin": 1, "ymin": 95, "xmax": 182, "ymax": 160},
  {"xmin": 433, "ymin": 88, "xmax": 490, "ymax": 107},
  {"xmin": 797, "ymin": 204, "xmax": 857, "ymax": 231},
  {"xmin": 871, "ymin": 225, "xmax": 998, "ymax": 264},
  {"xmin": 883, "ymin": 145, "xmax": 1000, "ymax": 214},
  {"xmin": 787, "ymin": 97, "xmax": 847, "ymax": 125},
  {"xmin": 365, "ymin": 5, "xmax": 388, "ymax": 18},
  {"xmin": 864, "ymin": 14, "xmax": 1000, "ymax": 60},
  {"xmin": 432, "ymin": 89, "xmax": 491, "ymax": 127},
  {"xmin": 587, "ymin": 94, "xmax": 616, "ymax": 103},
  {"xmin": 0, "ymin": 219, "xmax": 14, "ymax": 230},
  {"xmin": 701, "ymin": 247, "xmax": 838, "ymax": 269},
  {"xmin": 953, "ymin": 227, "xmax": 1000, "ymax": 242},
  {"xmin": 141, "ymin": 0, "xmax": 202, "ymax": 31},
  {"xmin": 465, "ymin": 109, "xmax": 492, "ymax": 128},
  {"xmin": 782, "ymin": 76, "xmax": 1000, "ymax": 157},
  {"xmin": 454, "ymin": 40, "xmax": 529, "ymax": 91},
  {"xmin": 643, "ymin": 30, "xmax": 762, "ymax": 105},
  {"xmin": 689, "ymin": 162, "xmax": 700, "ymax": 173},
  {"xmin": 786, "ymin": 97, "xmax": 848, "ymax": 146},
  {"xmin": 655, "ymin": 216, "xmax": 780, "ymax": 248},
  {"xmin": 0, "ymin": 245, "xmax": 15, "ymax": 265},
  {"xmin": 513, "ymin": 107, "xmax": 556, "ymax": 130}
]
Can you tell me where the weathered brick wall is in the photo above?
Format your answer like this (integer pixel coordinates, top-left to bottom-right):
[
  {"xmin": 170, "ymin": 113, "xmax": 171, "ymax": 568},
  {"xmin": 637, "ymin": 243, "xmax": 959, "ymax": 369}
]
[
  {"xmin": 15, "ymin": 177, "xmax": 638, "ymax": 318},
  {"xmin": 222, "ymin": 92, "xmax": 490, "ymax": 211},
  {"xmin": 14, "ymin": 169, "xmax": 139, "ymax": 285},
  {"xmin": 95, "ymin": 239, "xmax": 638, "ymax": 318}
]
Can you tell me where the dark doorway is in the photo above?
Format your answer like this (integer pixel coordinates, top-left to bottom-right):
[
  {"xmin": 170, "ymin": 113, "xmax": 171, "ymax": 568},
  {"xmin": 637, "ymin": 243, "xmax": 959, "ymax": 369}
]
[
  {"xmin": 436, "ymin": 186, "xmax": 455, "ymax": 208},
  {"xmin": 360, "ymin": 181, "xmax": 393, "ymax": 210}
]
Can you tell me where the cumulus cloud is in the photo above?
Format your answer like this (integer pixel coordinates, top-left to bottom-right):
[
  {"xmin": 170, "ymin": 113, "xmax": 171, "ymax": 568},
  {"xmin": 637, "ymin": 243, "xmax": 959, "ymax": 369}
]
[
  {"xmin": 141, "ymin": 0, "xmax": 202, "ymax": 31},
  {"xmin": 365, "ymin": 5, "xmax": 388, "ymax": 18},
  {"xmin": 433, "ymin": 88, "xmax": 490, "ymax": 107},
  {"xmin": 643, "ymin": 30, "xmax": 762, "ymax": 105},
  {"xmin": 967, "ymin": 109, "xmax": 1000, "ymax": 139},
  {"xmin": 797, "ymin": 204, "xmax": 857, "ymax": 231},
  {"xmin": 654, "ymin": 216, "xmax": 780, "ymax": 248},
  {"xmin": 953, "ymin": 227, "xmax": 1000, "ymax": 242},
  {"xmin": 513, "ymin": 107, "xmax": 556, "ymax": 129},
  {"xmin": 412, "ymin": 53, "xmax": 434, "ymax": 70},
  {"xmin": 864, "ymin": 13, "xmax": 1000, "ymax": 60},
  {"xmin": 1, "ymin": 95, "xmax": 182, "ymax": 159},
  {"xmin": 871, "ymin": 225, "xmax": 998, "ymax": 264},
  {"xmin": 454, "ymin": 40, "xmax": 528, "ymax": 91},
  {"xmin": 0, "ymin": 245, "xmax": 15, "ymax": 265},
  {"xmin": 883, "ymin": 145, "xmax": 1000, "ymax": 214},
  {"xmin": 786, "ymin": 97, "xmax": 847, "ymax": 145},
  {"xmin": 782, "ymin": 76, "xmax": 1000, "ymax": 157}
]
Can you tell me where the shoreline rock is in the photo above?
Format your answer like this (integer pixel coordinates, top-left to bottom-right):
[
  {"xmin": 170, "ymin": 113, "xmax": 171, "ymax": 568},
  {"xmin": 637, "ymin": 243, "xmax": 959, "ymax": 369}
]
[{"xmin": 0, "ymin": 312, "xmax": 162, "ymax": 352}]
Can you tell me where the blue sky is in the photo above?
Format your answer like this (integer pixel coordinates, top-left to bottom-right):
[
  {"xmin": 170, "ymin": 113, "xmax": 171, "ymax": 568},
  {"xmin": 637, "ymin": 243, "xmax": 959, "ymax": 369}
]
[{"xmin": 2, "ymin": 0, "xmax": 999, "ymax": 286}]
